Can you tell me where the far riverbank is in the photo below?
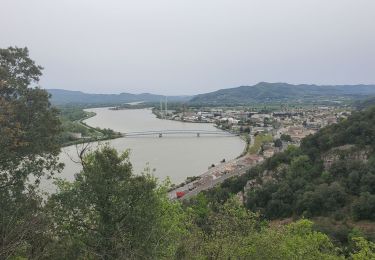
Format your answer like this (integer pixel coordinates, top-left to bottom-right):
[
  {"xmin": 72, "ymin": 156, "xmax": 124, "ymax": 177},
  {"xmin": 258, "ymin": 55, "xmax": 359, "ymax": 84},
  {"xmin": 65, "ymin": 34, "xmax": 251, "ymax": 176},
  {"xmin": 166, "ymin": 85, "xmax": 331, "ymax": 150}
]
[{"xmin": 60, "ymin": 109, "xmax": 122, "ymax": 147}]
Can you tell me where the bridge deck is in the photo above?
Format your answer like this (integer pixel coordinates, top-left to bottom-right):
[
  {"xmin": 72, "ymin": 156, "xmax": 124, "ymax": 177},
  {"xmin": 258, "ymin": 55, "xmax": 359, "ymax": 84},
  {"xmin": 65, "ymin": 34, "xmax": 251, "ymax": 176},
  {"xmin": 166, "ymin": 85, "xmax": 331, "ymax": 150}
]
[{"xmin": 122, "ymin": 130, "xmax": 237, "ymax": 137}]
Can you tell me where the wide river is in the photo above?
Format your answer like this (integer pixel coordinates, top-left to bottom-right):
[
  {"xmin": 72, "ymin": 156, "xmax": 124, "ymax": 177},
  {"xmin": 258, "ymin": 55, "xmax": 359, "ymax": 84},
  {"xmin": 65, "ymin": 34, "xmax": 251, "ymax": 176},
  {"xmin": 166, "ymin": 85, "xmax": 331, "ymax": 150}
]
[{"xmin": 45, "ymin": 108, "xmax": 245, "ymax": 192}]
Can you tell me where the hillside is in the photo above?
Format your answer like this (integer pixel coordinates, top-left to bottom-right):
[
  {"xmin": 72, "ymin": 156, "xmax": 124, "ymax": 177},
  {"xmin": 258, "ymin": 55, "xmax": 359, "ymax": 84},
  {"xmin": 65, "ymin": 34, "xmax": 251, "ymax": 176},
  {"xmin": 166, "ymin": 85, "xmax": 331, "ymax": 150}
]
[
  {"xmin": 202, "ymin": 105, "xmax": 375, "ymax": 243},
  {"xmin": 355, "ymin": 97, "xmax": 375, "ymax": 110},
  {"xmin": 47, "ymin": 89, "xmax": 192, "ymax": 106},
  {"xmin": 190, "ymin": 82, "xmax": 375, "ymax": 105}
]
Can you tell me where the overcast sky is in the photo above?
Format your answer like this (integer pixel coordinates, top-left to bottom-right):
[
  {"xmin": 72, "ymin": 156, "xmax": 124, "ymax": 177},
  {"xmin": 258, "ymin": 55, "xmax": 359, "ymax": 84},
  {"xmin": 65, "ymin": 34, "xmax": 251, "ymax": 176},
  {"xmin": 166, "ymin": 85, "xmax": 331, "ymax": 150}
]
[{"xmin": 1, "ymin": 0, "xmax": 375, "ymax": 95}]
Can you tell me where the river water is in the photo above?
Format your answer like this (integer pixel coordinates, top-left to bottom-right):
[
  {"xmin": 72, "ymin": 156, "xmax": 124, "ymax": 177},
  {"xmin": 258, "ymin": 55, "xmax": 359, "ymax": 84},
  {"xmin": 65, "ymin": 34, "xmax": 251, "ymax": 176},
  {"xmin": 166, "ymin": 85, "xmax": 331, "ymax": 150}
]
[{"xmin": 46, "ymin": 108, "xmax": 245, "ymax": 192}]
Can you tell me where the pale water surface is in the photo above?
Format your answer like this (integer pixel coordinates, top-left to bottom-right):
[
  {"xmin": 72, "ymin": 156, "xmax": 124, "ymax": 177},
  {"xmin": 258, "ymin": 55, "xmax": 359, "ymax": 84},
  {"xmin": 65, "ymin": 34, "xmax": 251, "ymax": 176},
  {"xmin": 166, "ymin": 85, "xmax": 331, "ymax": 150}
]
[{"xmin": 44, "ymin": 108, "xmax": 245, "ymax": 193}]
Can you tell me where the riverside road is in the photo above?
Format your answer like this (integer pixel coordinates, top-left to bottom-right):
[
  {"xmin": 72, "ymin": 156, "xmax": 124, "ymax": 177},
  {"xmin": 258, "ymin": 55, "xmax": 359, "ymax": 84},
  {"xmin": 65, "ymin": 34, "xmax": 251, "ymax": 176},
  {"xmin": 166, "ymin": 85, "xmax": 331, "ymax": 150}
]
[{"xmin": 168, "ymin": 153, "xmax": 264, "ymax": 200}]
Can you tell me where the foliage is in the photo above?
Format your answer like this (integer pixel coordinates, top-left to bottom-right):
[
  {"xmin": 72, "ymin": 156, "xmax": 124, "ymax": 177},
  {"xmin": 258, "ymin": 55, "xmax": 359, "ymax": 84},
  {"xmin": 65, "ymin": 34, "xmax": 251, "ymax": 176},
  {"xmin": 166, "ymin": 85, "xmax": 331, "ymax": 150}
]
[
  {"xmin": 350, "ymin": 237, "xmax": 375, "ymax": 260},
  {"xmin": 352, "ymin": 192, "xmax": 375, "ymax": 221},
  {"xmin": 0, "ymin": 47, "xmax": 62, "ymax": 259},
  {"xmin": 274, "ymin": 138, "xmax": 283, "ymax": 147},
  {"xmin": 58, "ymin": 106, "xmax": 122, "ymax": 146},
  {"xmin": 46, "ymin": 146, "xmax": 186, "ymax": 259},
  {"xmin": 179, "ymin": 198, "xmax": 343, "ymax": 259},
  {"xmin": 301, "ymin": 106, "xmax": 375, "ymax": 159},
  {"xmin": 203, "ymin": 106, "xmax": 375, "ymax": 245},
  {"xmin": 280, "ymin": 133, "xmax": 292, "ymax": 142},
  {"xmin": 244, "ymin": 148, "xmax": 375, "ymax": 221},
  {"xmin": 0, "ymin": 47, "xmax": 62, "ymax": 187},
  {"xmin": 59, "ymin": 106, "xmax": 91, "ymax": 121},
  {"xmin": 249, "ymin": 133, "xmax": 273, "ymax": 154}
]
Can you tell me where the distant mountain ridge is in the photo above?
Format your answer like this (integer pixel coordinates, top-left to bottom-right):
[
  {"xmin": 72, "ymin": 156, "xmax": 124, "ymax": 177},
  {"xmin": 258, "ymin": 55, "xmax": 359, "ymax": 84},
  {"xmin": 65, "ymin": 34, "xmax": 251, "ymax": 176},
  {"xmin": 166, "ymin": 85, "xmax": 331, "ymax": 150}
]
[
  {"xmin": 47, "ymin": 89, "xmax": 192, "ymax": 106},
  {"xmin": 49, "ymin": 83, "xmax": 375, "ymax": 106},
  {"xmin": 189, "ymin": 82, "xmax": 375, "ymax": 105}
]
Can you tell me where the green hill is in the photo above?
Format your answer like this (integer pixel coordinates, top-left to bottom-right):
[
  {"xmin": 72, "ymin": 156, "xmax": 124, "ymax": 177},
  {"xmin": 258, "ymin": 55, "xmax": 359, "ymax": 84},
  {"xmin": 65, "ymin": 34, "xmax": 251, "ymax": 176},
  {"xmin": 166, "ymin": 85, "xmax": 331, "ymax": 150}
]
[
  {"xmin": 355, "ymin": 97, "xmax": 375, "ymax": 110},
  {"xmin": 203, "ymin": 105, "xmax": 375, "ymax": 242},
  {"xmin": 190, "ymin": 82, "xmax": 375, "ymax": 105}
]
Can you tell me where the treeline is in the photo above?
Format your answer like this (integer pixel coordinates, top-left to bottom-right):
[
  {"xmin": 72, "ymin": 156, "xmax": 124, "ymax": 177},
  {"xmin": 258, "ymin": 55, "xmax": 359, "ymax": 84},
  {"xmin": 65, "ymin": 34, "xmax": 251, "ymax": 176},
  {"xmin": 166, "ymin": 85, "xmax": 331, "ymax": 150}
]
[
  {"xmin": 1, "ymin": 47, "xmax": 375, "ymax": 259},
  {"xmin": 58, "ymin": 106, "xmax": 95, "ymax": 143},
  {"xmin": 58, "ymin": 106, "xmax": 122, "ymax": 146}
]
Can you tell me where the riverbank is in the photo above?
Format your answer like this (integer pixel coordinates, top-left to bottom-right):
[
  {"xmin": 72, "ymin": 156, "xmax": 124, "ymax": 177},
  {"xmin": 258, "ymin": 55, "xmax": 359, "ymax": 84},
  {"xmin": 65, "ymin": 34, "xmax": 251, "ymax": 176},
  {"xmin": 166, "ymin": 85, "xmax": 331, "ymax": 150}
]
[
  {"xmin": 152, "ymin": 108, "xmax": 212, "ymax": 123},
  {"xmin": 238, "ymin": 134, "xmax": 251, "ymax": 158},
  {"xmin": 60, "ymin": 108, "xmax": 122, "ymax": 147},
  {"xmin": 168, "ymin": 153, "xmax": 264, "ymax": 200},
  {"xmin": 167, "ymin": 133, "xmax": 254, "ymax": 199}
]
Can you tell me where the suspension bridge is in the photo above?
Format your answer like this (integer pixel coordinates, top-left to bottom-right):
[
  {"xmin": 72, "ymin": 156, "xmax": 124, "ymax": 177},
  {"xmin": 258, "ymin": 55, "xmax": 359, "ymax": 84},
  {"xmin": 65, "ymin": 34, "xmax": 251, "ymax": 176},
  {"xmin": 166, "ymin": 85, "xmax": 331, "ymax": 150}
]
[{"xmin": 121, "ymin": 129, "xmax": 237, "ymax": 138}]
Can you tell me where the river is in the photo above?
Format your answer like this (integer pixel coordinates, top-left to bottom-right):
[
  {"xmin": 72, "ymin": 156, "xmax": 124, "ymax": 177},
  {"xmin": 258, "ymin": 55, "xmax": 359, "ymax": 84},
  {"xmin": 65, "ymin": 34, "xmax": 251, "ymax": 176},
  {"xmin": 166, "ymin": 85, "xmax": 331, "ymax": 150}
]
[{"xmin": 43, "ymin": 108, "xmax": 245, "ymax": 193}]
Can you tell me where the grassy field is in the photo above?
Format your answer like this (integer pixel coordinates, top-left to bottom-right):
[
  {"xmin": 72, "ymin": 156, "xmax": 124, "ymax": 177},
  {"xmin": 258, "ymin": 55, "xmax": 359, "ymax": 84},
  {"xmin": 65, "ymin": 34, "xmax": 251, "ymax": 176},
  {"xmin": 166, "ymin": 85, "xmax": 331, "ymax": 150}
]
[{"xmin": 248, "ymin": 133, "xmax": 273, "ymax": 154}]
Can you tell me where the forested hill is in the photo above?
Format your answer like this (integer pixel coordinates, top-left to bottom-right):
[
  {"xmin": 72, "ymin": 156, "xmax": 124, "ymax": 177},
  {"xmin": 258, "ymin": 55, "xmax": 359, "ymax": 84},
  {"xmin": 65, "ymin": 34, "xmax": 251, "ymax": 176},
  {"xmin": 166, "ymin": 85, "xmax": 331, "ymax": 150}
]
[
  {"xmin": 190, "ymin": 82, "xmax": 375, "ymax": 105},
  {"xmin": 355, "ymin": 96, "xmax": 375, "ymax": 110},
  {"xmin": 204, "ymin": 105, "xmax": 375, "ymax": 242},
  {"xmin": 49, "ymin": 83, "xmax": 375, "ymax": 106},
  {"xmin": 47, "ymin": 89, "xmax": 191, "ymax": 106}
]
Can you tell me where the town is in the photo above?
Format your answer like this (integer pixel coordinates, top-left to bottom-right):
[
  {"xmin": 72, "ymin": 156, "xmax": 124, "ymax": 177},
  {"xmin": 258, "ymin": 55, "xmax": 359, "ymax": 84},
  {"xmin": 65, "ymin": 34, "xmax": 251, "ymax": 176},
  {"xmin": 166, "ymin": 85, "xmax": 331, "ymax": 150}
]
[{"xmin": 164, "ymin": 104, "xmax": 352, "ymax": 199}]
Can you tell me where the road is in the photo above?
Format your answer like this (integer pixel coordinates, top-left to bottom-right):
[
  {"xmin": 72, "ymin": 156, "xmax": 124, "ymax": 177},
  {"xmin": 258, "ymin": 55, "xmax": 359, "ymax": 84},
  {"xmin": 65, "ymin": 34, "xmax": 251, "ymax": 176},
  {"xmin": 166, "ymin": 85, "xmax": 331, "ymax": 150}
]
[{"xmin": 168, "ymin": 154, "xmax": 264, "ymax": 200}]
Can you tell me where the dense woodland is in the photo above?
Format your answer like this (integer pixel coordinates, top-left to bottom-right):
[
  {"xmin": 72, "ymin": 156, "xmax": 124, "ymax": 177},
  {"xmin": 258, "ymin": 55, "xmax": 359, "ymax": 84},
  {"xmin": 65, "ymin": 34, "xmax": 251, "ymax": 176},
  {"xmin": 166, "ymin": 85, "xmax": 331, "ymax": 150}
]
[{"xmin": 1, "ymin": 47, "xmax": 375, "ymax": 259}]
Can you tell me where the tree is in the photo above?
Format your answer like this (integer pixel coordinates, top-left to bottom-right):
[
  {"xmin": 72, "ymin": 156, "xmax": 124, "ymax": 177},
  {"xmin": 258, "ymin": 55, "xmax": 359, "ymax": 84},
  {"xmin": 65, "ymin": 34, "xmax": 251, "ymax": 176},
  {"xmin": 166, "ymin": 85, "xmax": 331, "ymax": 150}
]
[
  {"xmin": 0, "ymin": 47, "xmax": 62, "ymax": 258},
  {"xmin": 179, "ymin": 198, "xmax": 342, "ymax": 259},
  {"xmin": 177, "ymin": 197, "xmax": 263, "ymax": 259},
  {"xmin": 280, "ymin": 134, "xmax": 292, "ymax": 142},
  {"xmin": 0, "ymin": 47, "xmax": 62, "ymax": 189},
  {"xmin": 242, "ymin": 220, "xmax": 337, "ymax": 259},
  {"xmin": 47, "ymin": 145, "xmax": 186, "ymax": 259},
  {"xmin": 351, "ymin": 237, "xmax": 375, "ymax": 260},
  {"xmin": 352, "ymin": 192, "xmax": 375, "ymax": 220},
  {"xmin": 274, "ymin": 138, "xmax": 283, "ymax": 148}
]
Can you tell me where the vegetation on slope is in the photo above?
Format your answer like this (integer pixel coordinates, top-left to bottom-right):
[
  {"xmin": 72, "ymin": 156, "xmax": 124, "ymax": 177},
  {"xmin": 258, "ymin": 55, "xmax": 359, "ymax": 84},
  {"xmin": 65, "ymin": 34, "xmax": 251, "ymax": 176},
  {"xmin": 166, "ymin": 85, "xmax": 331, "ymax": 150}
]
[
  {"xmin": 249, "ymin": 133, "xmax": 273, "ymax": 154},
  {"xmin": 201, "ymin": 105, "xmax": 375, "ymax": 245},
  {"xmin": 58, "ymin": 106, "xmax": 122, "ymax": 146}
]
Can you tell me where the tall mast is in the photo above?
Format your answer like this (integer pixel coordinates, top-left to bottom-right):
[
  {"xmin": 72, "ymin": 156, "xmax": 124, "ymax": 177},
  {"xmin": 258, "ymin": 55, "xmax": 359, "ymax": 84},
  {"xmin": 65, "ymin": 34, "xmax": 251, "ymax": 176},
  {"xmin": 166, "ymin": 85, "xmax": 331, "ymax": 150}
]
[
  {"xmin": 165, "ymin": 96, "xmax": 168, "ymax": 117},
  {"xmin": 160, "ymin": 99, "xmax": 163, "ymax": 118}
]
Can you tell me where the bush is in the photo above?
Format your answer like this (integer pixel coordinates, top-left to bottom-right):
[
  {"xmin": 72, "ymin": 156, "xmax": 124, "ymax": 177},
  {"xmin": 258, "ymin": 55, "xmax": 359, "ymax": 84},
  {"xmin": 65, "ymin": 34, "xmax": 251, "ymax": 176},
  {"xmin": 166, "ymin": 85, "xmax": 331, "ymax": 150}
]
[{"xmin": 352, "ymin": 192, "xmax": 375, "ymax": 221}]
